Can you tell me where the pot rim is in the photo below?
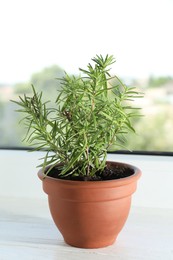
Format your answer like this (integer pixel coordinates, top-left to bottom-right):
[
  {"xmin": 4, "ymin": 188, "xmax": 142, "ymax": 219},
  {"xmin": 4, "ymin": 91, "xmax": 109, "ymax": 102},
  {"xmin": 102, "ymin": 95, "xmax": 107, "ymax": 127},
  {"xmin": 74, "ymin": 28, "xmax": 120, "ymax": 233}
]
[{"xmin": 38, "ymin": 161, "xmax": 142, "ymax": 188}]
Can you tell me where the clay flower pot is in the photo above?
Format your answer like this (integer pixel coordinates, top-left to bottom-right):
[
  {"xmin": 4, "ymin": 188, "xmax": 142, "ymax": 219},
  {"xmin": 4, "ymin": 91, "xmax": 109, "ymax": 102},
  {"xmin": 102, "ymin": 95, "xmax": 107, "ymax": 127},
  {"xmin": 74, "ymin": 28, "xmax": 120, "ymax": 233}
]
[{"xmin": 38, "ymin": 161, "xmax": 141, "ymax": 249}]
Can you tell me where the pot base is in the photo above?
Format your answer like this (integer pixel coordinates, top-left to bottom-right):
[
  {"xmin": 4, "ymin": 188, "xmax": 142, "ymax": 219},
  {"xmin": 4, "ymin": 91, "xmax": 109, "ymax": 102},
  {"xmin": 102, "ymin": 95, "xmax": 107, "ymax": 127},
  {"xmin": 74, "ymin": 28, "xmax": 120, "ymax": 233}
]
[{"xmin": 64, "ymin": 238, "xmax": 116, "ymax": 249}]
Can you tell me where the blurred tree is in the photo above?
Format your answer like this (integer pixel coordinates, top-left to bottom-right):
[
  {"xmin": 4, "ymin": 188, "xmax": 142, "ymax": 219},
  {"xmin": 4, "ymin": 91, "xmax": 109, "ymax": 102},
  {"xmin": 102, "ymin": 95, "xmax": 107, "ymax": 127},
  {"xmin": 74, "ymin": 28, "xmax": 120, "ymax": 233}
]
[
  {"xmin": 14, "ymin": 65, "xmax": 65, "ymax": 101},
  {"xmin": 31, "ymin": 65, "xmax": 64, "ymax": 89},
  {"xmin": 14, "ymin": 83, "xmax": 32, "ymax": 94},
  {"xmin": 148, "ymin": 76, "xmax": 173, "ymax": 88},
  {"xmin": 126, "ymin": 107, "xmax": 173, "ymax": 151}
]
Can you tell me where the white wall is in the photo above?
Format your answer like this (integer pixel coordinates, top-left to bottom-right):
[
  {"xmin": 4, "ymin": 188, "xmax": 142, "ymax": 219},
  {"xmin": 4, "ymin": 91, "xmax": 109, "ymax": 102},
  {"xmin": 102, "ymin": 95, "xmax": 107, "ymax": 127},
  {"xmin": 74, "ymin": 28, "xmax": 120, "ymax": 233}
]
[{"xmin": 0, "ymin": 150, "xmax": 172, "ymax": 209}]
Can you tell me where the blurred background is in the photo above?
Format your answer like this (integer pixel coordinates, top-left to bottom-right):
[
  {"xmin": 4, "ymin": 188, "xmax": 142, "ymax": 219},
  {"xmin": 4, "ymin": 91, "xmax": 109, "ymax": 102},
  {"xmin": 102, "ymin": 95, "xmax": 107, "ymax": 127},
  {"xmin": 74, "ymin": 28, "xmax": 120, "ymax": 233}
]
[{"xmin": 0, "ymin": 0, "xmax": 173, "ymax": 152}]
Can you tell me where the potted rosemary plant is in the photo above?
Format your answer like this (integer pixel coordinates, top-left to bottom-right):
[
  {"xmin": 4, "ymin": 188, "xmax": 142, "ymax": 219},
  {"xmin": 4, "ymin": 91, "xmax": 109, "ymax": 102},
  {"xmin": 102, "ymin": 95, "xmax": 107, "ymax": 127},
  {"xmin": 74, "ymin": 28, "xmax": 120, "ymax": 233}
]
[{"xmin": 12, "ymin": 55, "xmax": 142, "ymax": 248}]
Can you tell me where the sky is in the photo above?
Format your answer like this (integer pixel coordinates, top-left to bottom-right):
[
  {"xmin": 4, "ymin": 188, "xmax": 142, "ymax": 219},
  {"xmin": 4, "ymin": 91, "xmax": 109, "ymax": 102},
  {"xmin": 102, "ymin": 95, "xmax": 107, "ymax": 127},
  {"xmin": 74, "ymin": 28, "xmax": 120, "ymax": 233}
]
[{"xmin": 0, "ymin": 0, "xmax": 173, "ymax": 84}]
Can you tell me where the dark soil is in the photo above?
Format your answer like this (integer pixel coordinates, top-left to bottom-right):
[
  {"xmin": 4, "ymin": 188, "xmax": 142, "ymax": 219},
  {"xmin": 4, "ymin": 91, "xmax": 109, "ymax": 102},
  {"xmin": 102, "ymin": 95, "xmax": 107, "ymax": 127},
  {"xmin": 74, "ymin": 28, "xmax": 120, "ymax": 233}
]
[{"xmin": 47, "ymin": 163, "xmax": 134, "ymax": 181}]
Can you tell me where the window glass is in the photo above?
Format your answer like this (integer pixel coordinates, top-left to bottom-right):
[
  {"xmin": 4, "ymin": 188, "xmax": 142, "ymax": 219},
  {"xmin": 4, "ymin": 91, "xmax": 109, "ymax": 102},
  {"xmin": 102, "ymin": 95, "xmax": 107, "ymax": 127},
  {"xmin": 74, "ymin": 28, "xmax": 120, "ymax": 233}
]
[{"xmin": 0, "ymin": 0, "xmax": 173, "ymax": 151}]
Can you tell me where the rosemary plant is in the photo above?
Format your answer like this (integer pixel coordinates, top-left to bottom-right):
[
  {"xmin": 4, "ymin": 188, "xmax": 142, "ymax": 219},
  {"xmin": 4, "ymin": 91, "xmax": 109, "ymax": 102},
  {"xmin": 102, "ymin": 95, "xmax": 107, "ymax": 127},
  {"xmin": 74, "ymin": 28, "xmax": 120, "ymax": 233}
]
[{"xmin": 12, "ymin": 55, "xmax": 142, "ymax": 178}]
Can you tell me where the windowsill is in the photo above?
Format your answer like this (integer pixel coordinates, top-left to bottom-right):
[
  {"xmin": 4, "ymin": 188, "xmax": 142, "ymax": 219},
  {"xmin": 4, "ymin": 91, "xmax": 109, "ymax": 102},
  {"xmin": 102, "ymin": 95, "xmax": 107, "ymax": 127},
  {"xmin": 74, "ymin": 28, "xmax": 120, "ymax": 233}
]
[
  {"xmin": 0, "ymin": 150, "xmax": 173, "ymax": 259},
  {"xmin": 1, "ymin": 197, "xmax": 173, "ymax": 259}
]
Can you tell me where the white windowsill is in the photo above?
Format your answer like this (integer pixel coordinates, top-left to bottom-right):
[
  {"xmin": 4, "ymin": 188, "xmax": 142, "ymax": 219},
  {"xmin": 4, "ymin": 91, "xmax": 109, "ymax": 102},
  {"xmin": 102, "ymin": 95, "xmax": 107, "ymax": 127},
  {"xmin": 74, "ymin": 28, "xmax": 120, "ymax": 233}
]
[{"xmin": 0, "ymin": 150, "xmax": 173, "ymax": 259}]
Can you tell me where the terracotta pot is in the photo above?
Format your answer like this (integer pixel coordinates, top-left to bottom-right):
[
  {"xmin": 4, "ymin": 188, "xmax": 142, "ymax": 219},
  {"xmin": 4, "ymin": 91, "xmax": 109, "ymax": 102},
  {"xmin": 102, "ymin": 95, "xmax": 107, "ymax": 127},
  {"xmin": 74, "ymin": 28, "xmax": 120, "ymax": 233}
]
[{"xmin": 38, "ymin": 161, "xmax": 141, "ymax": 248}]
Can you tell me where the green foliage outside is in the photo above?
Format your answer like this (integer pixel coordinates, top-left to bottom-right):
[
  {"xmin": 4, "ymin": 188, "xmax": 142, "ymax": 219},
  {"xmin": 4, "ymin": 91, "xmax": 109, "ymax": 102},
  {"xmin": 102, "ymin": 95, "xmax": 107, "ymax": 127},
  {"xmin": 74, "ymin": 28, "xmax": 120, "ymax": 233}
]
[
  {"xmin": 14, "ymin": 65, "xmax": 64, "ymax": 100},
  {"xmin": 30, "ymin": 65, "xmax": 64, "ymax": 91},
  {"xmin": 126, "ymin": 107, "xmax": 173, "ymax": 152},
  {"xmin": 148, "ymin": 76, "xmax": 173, "ymax": 88},
  {"xmin": 14, "ymin": 83, "xmax": 32, "ymax": 95}
]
